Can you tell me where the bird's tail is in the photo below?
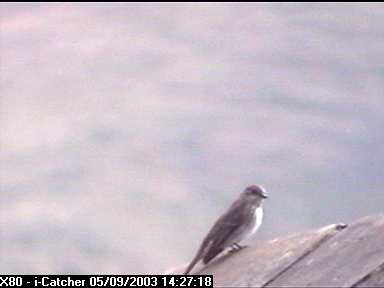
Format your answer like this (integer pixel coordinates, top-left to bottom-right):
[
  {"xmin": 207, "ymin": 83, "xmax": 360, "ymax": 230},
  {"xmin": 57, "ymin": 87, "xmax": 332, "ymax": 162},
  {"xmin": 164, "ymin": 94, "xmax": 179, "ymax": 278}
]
[
  {"xmin": 183, "ymin": 253, "xmax": 201, "ymax": 275},
  {"xmin": 184, "ymin": 240, "xmax": 211, "ymax": 275}
]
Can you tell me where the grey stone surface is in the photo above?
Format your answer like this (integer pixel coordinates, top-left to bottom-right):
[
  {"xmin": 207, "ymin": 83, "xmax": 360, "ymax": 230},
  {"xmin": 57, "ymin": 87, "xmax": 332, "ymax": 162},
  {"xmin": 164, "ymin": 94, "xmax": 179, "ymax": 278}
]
[
  {"xmin": 199, "ymin": 223, "xmax": 346, "ymax": 287},
  {"xmin": 170, "ymin": 214, "xmax": 384, "ymax": 287},
  {"xmin": 267, "ymin": 215, "xmax": 384, "ymax": 287},
  {"xmin": 354, "ymin": 262, "xmax": 384, "ymax": 288}
]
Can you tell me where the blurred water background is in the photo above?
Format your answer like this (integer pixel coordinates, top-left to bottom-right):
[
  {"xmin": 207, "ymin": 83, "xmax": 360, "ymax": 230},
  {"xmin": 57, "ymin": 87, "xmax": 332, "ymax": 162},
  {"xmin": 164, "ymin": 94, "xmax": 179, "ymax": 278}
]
[{"xmin": 1, "ymin": 3, "xmax": 383, "ymax": 273}]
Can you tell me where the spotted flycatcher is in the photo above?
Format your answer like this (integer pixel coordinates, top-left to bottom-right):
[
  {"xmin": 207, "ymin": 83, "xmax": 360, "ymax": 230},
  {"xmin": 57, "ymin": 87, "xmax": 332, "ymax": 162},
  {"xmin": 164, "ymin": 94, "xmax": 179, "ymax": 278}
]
[{"xmin": 184, "ymin": 185, "xmax": 267, "ymax": 275}]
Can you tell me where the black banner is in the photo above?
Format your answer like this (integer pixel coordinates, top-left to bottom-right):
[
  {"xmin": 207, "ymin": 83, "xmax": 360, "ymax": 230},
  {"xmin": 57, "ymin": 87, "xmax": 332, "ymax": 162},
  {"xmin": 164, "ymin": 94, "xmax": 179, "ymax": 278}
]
[{"xmin": 0, "ymin": 275, "xmax": 213, "ymax": 288}]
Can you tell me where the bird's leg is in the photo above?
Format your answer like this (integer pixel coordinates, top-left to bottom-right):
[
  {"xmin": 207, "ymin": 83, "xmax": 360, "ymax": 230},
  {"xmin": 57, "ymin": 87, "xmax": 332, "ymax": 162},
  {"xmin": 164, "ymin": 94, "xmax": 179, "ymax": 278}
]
[
  {"xmin": 230, "ymin": 243, "xmax": 247, "ymax": 253},
  {"xmin": 229, "ymin": 245, "xmax": 237, "ymax": 253},
  {"xmin": 233, "ymin": 243, "xmax": 247, "ymax": 250}
]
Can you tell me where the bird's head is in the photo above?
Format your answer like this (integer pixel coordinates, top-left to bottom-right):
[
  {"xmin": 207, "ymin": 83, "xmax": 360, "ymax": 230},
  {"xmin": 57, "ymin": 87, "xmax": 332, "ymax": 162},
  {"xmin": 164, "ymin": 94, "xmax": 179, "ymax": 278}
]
[{"xmin": 243, "ymin": 185, "xmax": 268, "ymax": 200}]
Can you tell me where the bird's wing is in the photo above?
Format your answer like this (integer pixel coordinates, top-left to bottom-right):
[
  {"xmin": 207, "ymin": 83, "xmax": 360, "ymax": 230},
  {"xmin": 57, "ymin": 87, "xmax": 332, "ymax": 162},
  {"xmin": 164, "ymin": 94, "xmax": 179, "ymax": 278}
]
[{"xmin": 202, "ymin": 198, "xmax": 249, "ymax": 264}]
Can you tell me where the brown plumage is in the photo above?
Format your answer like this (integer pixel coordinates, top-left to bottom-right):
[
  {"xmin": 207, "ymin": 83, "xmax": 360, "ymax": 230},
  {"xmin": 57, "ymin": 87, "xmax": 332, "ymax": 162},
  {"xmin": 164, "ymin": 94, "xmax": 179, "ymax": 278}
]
[{"xmin": 184, "ymin": 185, "xmax": 267, "ymax": 275}]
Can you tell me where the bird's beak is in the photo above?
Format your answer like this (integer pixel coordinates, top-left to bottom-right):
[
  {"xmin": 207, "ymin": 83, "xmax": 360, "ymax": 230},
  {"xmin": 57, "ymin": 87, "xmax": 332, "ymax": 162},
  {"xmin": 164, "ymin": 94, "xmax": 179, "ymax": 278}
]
[{"xmin": 261, "ymin": 193, "xmax": 268, "ymax": 199}]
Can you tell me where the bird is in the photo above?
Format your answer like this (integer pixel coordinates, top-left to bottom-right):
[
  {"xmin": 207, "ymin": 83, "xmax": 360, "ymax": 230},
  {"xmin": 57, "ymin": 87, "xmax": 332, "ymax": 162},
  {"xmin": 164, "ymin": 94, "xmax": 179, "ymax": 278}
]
[{"xmin": 184, "ymin": 185, "xmax": 268, "ymax": 275}]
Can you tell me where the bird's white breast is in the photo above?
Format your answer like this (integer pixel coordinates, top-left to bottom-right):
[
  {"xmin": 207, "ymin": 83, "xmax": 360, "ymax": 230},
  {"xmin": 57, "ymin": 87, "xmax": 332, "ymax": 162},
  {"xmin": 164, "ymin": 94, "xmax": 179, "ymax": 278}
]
[{"xmin": 252, "ymin": 206, "xmax": 263, "ymax": 235}]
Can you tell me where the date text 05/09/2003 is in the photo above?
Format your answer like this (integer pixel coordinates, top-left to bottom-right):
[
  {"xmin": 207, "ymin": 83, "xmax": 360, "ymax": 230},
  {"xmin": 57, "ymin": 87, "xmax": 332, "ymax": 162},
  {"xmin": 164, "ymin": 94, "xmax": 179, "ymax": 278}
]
[{"xmin": 0, "ymin": 275, "xmax": 213, "ymax": 288}]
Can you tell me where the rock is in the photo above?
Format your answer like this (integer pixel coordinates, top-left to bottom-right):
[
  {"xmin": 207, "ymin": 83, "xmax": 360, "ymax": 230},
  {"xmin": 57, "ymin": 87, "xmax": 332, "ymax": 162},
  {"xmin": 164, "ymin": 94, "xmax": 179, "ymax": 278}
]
[{"xmin": 171, "ymin": 214, "xmax": 384, "ymax": 287}]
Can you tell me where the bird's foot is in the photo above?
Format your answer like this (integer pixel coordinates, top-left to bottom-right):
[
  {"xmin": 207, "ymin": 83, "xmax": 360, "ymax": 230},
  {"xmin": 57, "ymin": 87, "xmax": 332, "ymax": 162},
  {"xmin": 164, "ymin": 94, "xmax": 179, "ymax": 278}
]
[{"xmin": 230, "ymin": 243, "xmax": 247, "ymax": 252}]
